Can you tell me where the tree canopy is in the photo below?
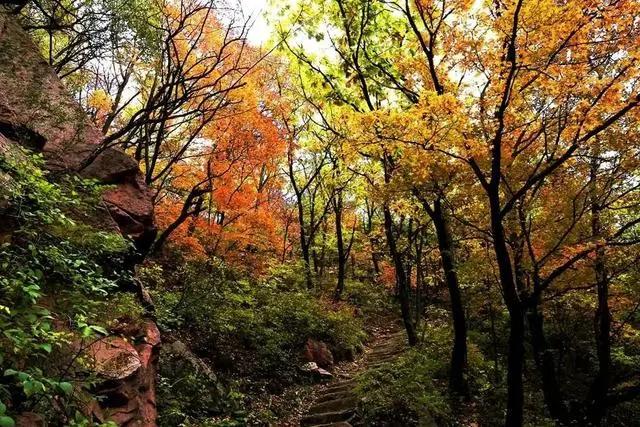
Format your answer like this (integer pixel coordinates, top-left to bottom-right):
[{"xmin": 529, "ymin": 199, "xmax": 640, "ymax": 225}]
[{"xmin": 2, "ymin": 0, "xmax": 640, "ymax": 425}]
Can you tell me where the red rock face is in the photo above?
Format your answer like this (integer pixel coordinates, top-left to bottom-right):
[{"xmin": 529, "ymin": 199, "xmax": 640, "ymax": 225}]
[
  {"xmin": 73, "ymin": 318, "xmax": 161, "ymax": 425},
  {"xmin": 84, "ymin": 322, "xmax": 161, "ymax": 426},
  {"xmin": 0, "ymin": 14, "xmax": 156, "ymax": 251},
  {"xmin": 0, "ymin": 12, "xmax": 159, "ymax": 426},
  {"xmin": 87, "ymin": 338, "xmax": 142, "ymax": 380},
  {"xmin": 303, "ymin": 339, "xmax": 335, "ymax": 368},
  {"xmin": 102, "ymin": 176, "xmax": 155, "ymax": 243}
]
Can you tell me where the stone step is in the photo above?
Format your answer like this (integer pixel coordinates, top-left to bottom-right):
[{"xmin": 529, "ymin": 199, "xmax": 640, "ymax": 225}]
[
  {"xmin": 375, "ymin": 338, "xmax": 404, "ymax": 344},
  {"xmin": 370, "ymin": 346, "xmax": 402, "ymax": 354},
  {"xmin": 322, "ymin": 380, "xmax": 356, "ymax": 393},
  {"xmin": 309, "ymin": 397, "xmax": 359, "ymax": 414},
  {"xmin": 366, "ymin": 348, "xmax": 406, "ymax": 360},
  {"xmin": 382, "ymin": 336, "xmax": 406, "ymax": 343},
  {"xmin": 367, "ymin": 354, "xmax": 403, "ymax": 363},
  {"xmin": 316, "ymin": 390, "xmax": 355, "ymax": 403},
  {"xmin": 300, "ymin": 409, "xmax": 356, "ymax": 426},
  {"xmin": 373, "ymin": 343, "xmax": 397, "ymax": 348},
  {"xmin": 310, "ymin": 422, "xmax": 353, "ymax": 427},
  {"xmin": 301, "ymin": 328, "xmax": 407, "ymax": 426},
  {"xmin": 373, "ymin": 341, "xmax": 405, "ymax": 348},
  {"xmin": 368, "ymin": 350, "xmax": 404, "ymax": 359},
  {"xmin": 320, "ymin": 384, "xmax": 354, "ymax": 395},
  {"xmin": 367, "ymin": 362, "xmax": 392, "ymax": 369},
  {"xmin": 368, "ymin": 357, "xmax": 396, "ymax": 365},
  {"xmin": 369, "ymin": 345, "xmax": 404, "ymax": 355}
]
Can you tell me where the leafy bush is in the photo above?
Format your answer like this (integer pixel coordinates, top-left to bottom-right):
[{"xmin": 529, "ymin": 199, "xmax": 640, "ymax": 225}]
[
  {"xmin": 355, "ymin": 320, "xmax": 492, "ymax": 426},
  {"xmin": 264, "ymin": 260, "xmax": 308, "ymax": 290},
  {"xmin": 355, "ymin": 349, "xmax": 451, "ymax": 426},
  {"xmin": 148, "ymin": 259, "xmax": 366, "ymax": 377},
  {"xmin": 0, "ymin": 150, "xmax": 132, "ymax": 424},
  {"xmin": 157, "ymin": 344, "xmax": 244, "ymax": 427},
  {"xmin": 145, "ymin": 258, "xmax": 367, "ymax": 424},
  {"xmin": 342, "ymin": 279, "xmax": 394, "ymax": 317}
]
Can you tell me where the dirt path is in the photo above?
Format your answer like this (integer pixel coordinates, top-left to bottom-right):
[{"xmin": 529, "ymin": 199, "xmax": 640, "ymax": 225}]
[{"xmin": 299, "ymin": 326, "xmax": 407, "ymax": 427}]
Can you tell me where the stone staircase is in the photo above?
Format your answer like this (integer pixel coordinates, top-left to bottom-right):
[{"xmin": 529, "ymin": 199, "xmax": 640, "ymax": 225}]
[{"xmin": 300, "ymin": 330, "xmax": 407, "ymax": 427}]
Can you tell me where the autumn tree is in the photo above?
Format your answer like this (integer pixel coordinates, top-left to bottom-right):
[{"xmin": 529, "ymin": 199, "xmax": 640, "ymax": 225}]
[
  {"xmin": 277, "ymin": 0, "xmax": 472, "ymax": 390},
  {"xmin": 61, "ymin": 0, "xmax": 289, "ymax": 259},
  {"xmin": 19, "ymin": 0, "xmax": 160, "ymax": 82},
  {"xmin": 446, "ymin": 1, "xmax": 640, "ymax": 423},
  {"xmin": 278, "ymin": 0, "xmax": 640, "ymax": 423}
]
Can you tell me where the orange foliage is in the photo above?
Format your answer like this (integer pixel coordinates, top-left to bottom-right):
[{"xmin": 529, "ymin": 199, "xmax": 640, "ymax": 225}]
[{"xmin": 150, "ymin": 4, "xmax": 289, "ymax": 272}]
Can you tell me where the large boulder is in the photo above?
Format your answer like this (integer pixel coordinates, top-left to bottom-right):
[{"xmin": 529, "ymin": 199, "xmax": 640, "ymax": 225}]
[
  {"xmin": 87, "ymin": 338, "xmax": 142, "ymax": 380},
  {"xmin": 164, "ymin": 340, "xmax": 217, "ymax": 382},
  {"xmin": 86, "ymin": 321, "xmax": 161, "ymax": 426},
  {"xmin": 303, "ymin": 338, "xmax": 335, "ymax": 368},
  {"xmin": 0, "ymin": 12, "xmax": 156, "ymax": 250}
]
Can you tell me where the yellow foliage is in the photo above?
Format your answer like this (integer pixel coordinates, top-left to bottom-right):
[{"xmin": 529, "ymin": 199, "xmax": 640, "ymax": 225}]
[{"xmin": 87, "ymin": 89, "xmax": 113, "ymax": 113}]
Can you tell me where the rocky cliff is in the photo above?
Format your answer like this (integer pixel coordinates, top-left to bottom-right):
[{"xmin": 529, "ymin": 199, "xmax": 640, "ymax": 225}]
[
  {"xmin": 0, "ymin": 13, "xmax": 155, "ymax": 249},
  {"xmin": 0, "ymin": 10, "xmax": 160, "ymax": 426}
]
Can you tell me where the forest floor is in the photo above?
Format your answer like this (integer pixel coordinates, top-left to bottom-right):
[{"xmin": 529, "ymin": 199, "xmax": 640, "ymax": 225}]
[{"xmin": 274, "ymin": 320, "xmax": 407, "ymax": 426}]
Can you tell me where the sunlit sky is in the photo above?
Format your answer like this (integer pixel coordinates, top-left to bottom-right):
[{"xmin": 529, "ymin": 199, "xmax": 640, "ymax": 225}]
[
  {"xmin": 238, "ymin": 0, "xmax": 332, "ymax": 57},
  {"xmin": 238, "ymin": 0, "xmax": 271, "ymax": 46}
]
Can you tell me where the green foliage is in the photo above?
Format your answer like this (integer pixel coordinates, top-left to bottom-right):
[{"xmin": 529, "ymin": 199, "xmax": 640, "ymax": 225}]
[
  {"xmin": 355, "ymin": 320, "xmax": 493, "ymax": 426},
  {"xmin": 66, "ymin": 411, "xmax": 117, "ymax": 427},
  {"xmin": 145, "ymin": 258, "xmax": 366, "ymax": 424},
  {"xmin": 0, "ymin": 401, "xmax": 15, "ymax": 427},
  {"xmin": 264, "ymin": 260, "xmax": 308, "ymax": 290},
  {"xmin": 355, "ymin": 347, "xmax": 451, "ymax": 426},
  {"xmin": 342, "ymin": 279, "xmax": 394, "ymax": 317},
  {"xmin": 149, "ymin": 259, "xmax": 366, "ymax": 378},
  {"xmin": 105, "ymin": 0, "xmax": 163, "ymax": 56},
  {"xmin": 157, "ymin": 345, "xmax": 244, "ymax": 427},
  {"xmin": 0, "ymin": 150, "xmax": 130, "ymax": 422}
]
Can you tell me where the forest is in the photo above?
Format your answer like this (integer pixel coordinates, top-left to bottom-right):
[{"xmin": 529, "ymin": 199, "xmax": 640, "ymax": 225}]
[{"xmin": 1, "ymin": 0, "xmax": 640, "ymax": 425}]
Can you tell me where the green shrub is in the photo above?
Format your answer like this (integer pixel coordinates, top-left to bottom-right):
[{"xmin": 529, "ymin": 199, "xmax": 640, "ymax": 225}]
[
  {"xmin": 157, "ymin": 344, "xmax": 244, "ymax": 427},
  {"xmin": 149, "ymin": 258, "xmax": 366, "ymax": 376},
  {"xmin": 355, "ymin": 320, "xmax": 494, "ymax": 426},
  {"xmin": 343, "ymin": 279, "xmax": 394, "ymax": 317},
  {"xmin": 146, "ymin": 258, "xmax": 367, "ymax": 424},
  {"xmin": 355, "ymin": 348, "xmax": 451, "ymax": 426},
  {"xmin": 264, "ymin": 260, "xmax": 308, "ymax": 291},
  {"xmin": 0, "ymin": 150, "xmax": 132, "ymax": 424}
]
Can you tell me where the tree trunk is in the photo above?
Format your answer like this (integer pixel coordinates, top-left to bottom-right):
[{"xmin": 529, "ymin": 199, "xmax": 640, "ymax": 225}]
[
  {"xmin": 318, "ymin": 218, "xmax": 328, "ymax": 279},
  {"xmin": 365, "ymin": 201, "xmax": 380, "ymax": 279},
  {"xmin": 527, "ymin": 303, "xmax": 569, "ymax": 423},
  {"xmin": 301, "ymin": 241, "xmax": 313, "ymax": 290},
  {"xmin": 432, "ymin": 199, "xmax": 469, "ymax": 398},
  {"xmin": 312, "ymin": 247, "xmax": 320, "ymax": 275},
  {"xmin": 293, "ymin": 188, "xmax": 313, "ymax": 290},
  {"xmin": 334, "ymin": 192, "xmax": 346, "ymax": 299},
  {"xmin": 588, "ymin": 156, "xmax": 610, "ymax": 425},
  {"xmin": 506, "ymin": 312, "xmax": 525, "ymax": 427},
  {"xmin": 485, "ymin": 279, "xmax": 501, "ymax": 382},
  {"xmin": 297, "ymin": 202, "xmax": 313, "ymax": 290},
  {"xmin": 489, "ymin": 192, "xmax": 524, "ymax": 427},
  {"xmin": 149, "ymin": 189, "xmax": 205, "ymax": 256},
  {"xmin": 383, "ymin": 204, "xmax": 417, "ymax": 346},
  {"xmin": 370, "ymin": 243, "xmax": 381, "ymax": 278},
  {"xmin": 415, "ymin": 236, "xmax": 424, "ymax": 327},
  {"xmin": 351, "ymin": 253, "xmax": 356, "ymax": 279}
]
